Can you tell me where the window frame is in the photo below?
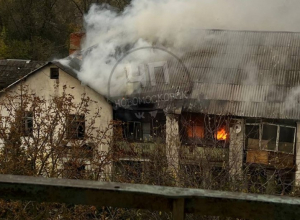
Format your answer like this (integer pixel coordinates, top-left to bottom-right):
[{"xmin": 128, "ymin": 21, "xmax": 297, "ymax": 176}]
[
  {"xmin": 122, "ymin": 119, "xmax": 166, "ymax": 142},
  {"xmin": 187, "ymin": 122, "xmax": 204, "ymax": 139},
  {"xmin": 245, "ymin": 122, "xmax": 296, "ymax": 154},
  {"xmin": 66, "ymin": 114, "xmax": 85, "ymax": 140},
  {"xmin": 22, "ymin": 111, "xmax": 33, "ymax": 137},
  {"xmin": 50, "ymin": 68, "xmax": 59, "ymax": 79},
  {"xmin": 181, "ymin": 114, "xmax": 230, "ymax": 146},
  {"xmin": 123, "ymin": 121, "xmax": 142, "ymax": 141}
]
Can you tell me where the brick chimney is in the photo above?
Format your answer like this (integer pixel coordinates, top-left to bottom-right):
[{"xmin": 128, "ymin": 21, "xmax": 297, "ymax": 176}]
[{"xmin": 69, "ymin": 32, "xmax": 85, "ymax": 55}]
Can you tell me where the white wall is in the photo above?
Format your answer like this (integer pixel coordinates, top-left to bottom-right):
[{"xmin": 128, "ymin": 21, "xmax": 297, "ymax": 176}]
[{"xmin": 0, "ymin": 64, "xmax": 113, "ymax": 177}]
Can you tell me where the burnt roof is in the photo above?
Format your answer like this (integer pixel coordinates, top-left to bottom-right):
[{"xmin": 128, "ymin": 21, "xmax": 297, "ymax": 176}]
[
  {"xmin": 184, "ymin": 30, "xmax": 300, "ymax": 120},
  {"xmin": 52, "ymin": 60, "xmax": 79, "ymax": 79},
  {"xmin": 3, "ymin": 30, "xmax": 300, "ymax": 120},
  {"xmin": 0, "ymin": 59, "xmax": 47, "ymax": 90},
  {"xmin": 123, "ymin": 30, "xmax": 300, "ymax": 120}
]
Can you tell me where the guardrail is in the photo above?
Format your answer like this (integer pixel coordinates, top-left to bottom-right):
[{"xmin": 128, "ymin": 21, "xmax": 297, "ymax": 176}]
[{"xmin": 0, "ymin": 174, "xmax": 300, "ymax": 220}]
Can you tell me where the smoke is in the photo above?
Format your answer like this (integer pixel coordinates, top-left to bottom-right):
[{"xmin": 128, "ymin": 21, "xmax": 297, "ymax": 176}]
[{"xmin": 74, "ymin": 0, "xmax": 300, "ymax": 99}]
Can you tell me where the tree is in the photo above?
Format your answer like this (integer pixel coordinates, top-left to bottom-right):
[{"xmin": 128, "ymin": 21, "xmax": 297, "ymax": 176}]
[
  {"xmin": 0, "ymin": 0, "xmax": 131, "ymax": 60},
  {"xmin": 0, "ymin": 0, "xmax": 80, "ymax": 60},
  {"xmin": 69, "ymin": 0, "xmax": 131, "ymax": 15},
  {"xmin": 0, "ymin": 84, "xmax": 114, "ymax": 179},
  {"xmin": 0, "ymin": 83, "xmax": 122, "ymax": 219},
  {"xmin": 0, "ymin": 84, "xmax": 297, "ymax": 219},
  {"xmin": 0, "ymin": 27, "xmax": 8, "ymax": 59}
]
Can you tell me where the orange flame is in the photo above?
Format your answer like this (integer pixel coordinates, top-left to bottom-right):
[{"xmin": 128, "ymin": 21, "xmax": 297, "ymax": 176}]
[{"xmin": 217, "ymin": 128, "xmax": 227, "ymax": 140}]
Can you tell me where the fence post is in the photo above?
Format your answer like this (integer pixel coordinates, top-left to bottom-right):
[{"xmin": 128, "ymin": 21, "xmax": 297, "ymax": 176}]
[{"xmin": 173, "ymin": 198, "xmax": 185, "ymax": 220}]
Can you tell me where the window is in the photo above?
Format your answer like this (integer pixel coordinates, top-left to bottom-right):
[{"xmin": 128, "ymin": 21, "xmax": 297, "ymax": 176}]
[
  {"xmin": 142, "ymin": 122, "xmax": 151, "ymax": 140},
  {"xmin": 245, "ymin": 124, "xmax": 260, "ymax": 150},
  {"xmin": 187, "ymin": 122, "xmax": 204, "ymax": 139},
  {"xmin": 152, "ymin": 119, "xmax": 166, "ymax": 141},
  {"xmin": 245, "ymin": 123, "xmax": 296, "ymax": 154},
  {"xmin": 261, "ymin": 124, "xmax": 277, "ymax": 151},
  {"xmin": 115, "ymin": 110, "xmax": 166, "ymax": 142},
  {"xmin": 123, "ymin": 121, "xmax": 142, "ymax": 141},
  {"xmin": 122, "ymin": 120, "xmax": 166, "ymax": 142},
  {"xmin": 278, "ymin": 127, "xmax": 295, "ymax": 154},
  {"xmin": 181, "ymin": 114, "xmax": 229, "ymax": 146},
  {"xmin": 22, "ymin": 111, "xmax": 33, "ymax": 136},
  {"xmin": 66, "ymin": 114, "xmax": 85, "ymax": 139},
  {"xmin": 215, "ymin": 125, "xmax": 228, "ymax": 141},
  {"xmin": 50, "ymin": 68, "xmax": 59, "ymax": 79}
]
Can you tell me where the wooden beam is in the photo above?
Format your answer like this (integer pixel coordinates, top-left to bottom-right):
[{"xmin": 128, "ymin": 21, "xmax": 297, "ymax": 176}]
[
  {"xmin": 173, "ymin": 198, "xmax": 185, "ymax": 220},
  {"xmin": 0, "ymin": 174, "xmax": 300, "ymax": 219}
]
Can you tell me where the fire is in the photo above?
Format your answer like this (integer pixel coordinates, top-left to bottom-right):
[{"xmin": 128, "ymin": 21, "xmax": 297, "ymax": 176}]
[{"xmin": 217, "ymin": 128, "xmax": 228, "ymax": 140}]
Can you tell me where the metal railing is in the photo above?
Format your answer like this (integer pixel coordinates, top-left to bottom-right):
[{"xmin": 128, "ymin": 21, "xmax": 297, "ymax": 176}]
[{"xmin": 0, "ymin": 174, "xmax": 300, "ymax": 220}]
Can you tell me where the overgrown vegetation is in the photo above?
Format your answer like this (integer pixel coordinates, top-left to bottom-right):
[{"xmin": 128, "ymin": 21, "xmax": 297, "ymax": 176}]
[{"xmin": 0, "ymin": 84, "xmax": 298, "ymax": 219}]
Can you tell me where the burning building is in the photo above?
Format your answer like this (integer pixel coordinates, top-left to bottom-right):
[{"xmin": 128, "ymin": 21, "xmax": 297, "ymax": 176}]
[
  {"xmin": 2, "ymin": 28, "xmax": 300, "ymax": 193},
  {"xmin": 106, "ymin": 29, "xmax": 300, "ymax": 193}
]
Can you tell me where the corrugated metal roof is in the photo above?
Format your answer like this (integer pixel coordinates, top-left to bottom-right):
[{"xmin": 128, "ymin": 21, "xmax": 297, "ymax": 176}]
[
  {"xmin": 181, "ymin": 30, "xmax": 300, "ymax": 120},
  {"xmin": 125, "ymin": 30, "xmax": 300, "ymax": 120}
]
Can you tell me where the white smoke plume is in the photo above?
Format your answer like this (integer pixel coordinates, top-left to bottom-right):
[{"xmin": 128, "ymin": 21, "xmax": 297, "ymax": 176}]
[{"xmin": 75, "ymin": 0, "xmax": 300, "ymax": 98}]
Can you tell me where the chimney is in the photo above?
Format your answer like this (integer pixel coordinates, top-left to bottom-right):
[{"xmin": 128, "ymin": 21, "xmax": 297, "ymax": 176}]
[{"xmin": 69, "ymin": 32, "xmax": 85, "ymax": 55}]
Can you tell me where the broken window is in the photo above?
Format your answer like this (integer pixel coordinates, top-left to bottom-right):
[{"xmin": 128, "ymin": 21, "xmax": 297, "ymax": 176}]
[
  {"xmin": 152, "ymin": 119, "xmax": 166, "ymax": 140},
  {"xmin": 66, "ymin": 114, "xmax": 85, "ymax": 139},
  {"xmin": 278, "ymin": 127, "xmax": 295, "ymax": 154},
  {"xmin": 246, "ymin": 123, "xmax": 295, "ymax": 154},
  {"xmin": 22, "ymin": 111, "xmax": 33, "ymax": 136},
  {"xmin": 245, "ymin": 125, "xmax": 260, "ymax": 150},
  {"xmin": 187, "ymin": 122, "xmax": 205, "ymax": 139},
  {"xmin": 181, "ymin": 114, "xmax": 205, "ymax": 143},
  {"xmin": 115, "ymin": 110, "xmax": 166, "ymax": 142},
  {"xmin": 123, "ymin": 121, "xmax": 142, "ymax": 141},
  {"xmin": 207, "ymin": 116, "xmax": 229, "ymax": 143},
  {"xmin": 181, "ymin": 114, "xmax": 229, "ymax": 146},
  {"xmin": 261, "ymin": 124, "xmax": 277, "ymax": 151},
  {"xmin": 50, "ymin": 68, "xmax": 59, "ymax": 79},
  {"xmin": 216, "ymin": 125, "xmax": 228, "ymax": 141},
  {"xmin": 142, "ymin": 122, "xmax": 151, "ymax": 140}
]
